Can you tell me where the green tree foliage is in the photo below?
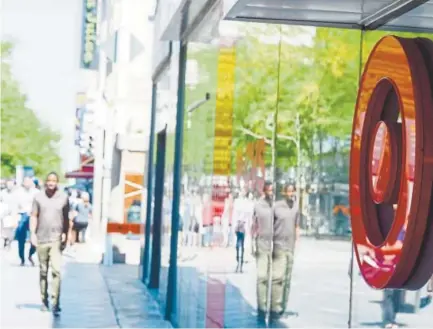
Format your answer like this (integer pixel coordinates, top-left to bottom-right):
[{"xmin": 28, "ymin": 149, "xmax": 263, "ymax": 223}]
[
  {"xmin": 183, "ymin": 43, "xmax": 219, "ymax": 177},
  {"xmin": 1, "ymin": 42, "xmax": 62, "ymax": 178},
  {"xmin": 180, "ymin": 25, "xmax": 433, "ymax": 183}
]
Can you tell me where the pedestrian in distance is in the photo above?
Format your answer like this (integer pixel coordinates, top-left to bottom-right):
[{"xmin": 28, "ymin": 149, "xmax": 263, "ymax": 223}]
[
  {"xmin": 71, "ymin": 191, "xmax": 92, "ymax": 244},
  {"xmin": 0, "ymin": 179, "xmax": 17, "ymax": 249},
  {"xmin": 30, "ymin": 172, "xmax": 70, "ymax": 316},
  {"xmin": 14, "ymin": 176, "xmax": 39, "ymax": 266},
  {"xmin": 234, "ymin": 216, "xmax": 246, "ymax": 273}
]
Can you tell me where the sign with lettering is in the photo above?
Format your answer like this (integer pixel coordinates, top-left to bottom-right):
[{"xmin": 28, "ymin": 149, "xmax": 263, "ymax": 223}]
[
  {"xmin": 80, "ymin": 0, "xmax": 99, "ymax": 70},
  {"xmin": 350, "ymin": 36, "xmax": 433, "ymax": 290},
  {"xmin": 74, "ymin": 107, "xmax": 85, "ymax": 146},
  {"xmin": 213, "ymin": 46, "xmax": 236, "ymax": 176}
]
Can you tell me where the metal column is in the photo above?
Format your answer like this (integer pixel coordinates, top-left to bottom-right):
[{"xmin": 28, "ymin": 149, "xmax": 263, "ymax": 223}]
[
  {"xmin": 142, "ymin": 83, "xmax": 157, "ymax": 284},
  {"xmin": 165, "ymin": 2, "xmax": 190, "ymax": 322},
  {"xmin": 149, "ymin": 128, "xmax": 167, "ymax": 289}
]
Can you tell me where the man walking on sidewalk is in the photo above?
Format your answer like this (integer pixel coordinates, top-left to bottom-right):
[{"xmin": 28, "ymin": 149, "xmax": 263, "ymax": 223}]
[
  {"xmin": 270, "ymin": 184, "xmax": 300, "ymax": 323},
  {"xmin": 253, "ymin": 181, "xmax": 274, "ymax": 324},
  {"xmin": 30, "ymin": 172, "xmax": 69, "ymax": 316}
]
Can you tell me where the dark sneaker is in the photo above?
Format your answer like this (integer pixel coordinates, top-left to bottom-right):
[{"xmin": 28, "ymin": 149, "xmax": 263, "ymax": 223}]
[
  {"xmin": 257, "ymin": 309, "xmax": 267, "ymax": 326},
  {"xmin": 52, "ymin": 305, "xmax": 61, "ymax": 317},
  {"xmin": 269, "ymin": 311, "xmax": 281, "ymax": 321},
  {"xmin": 28, "ymin": 257, "xmax": 35, "ymax": 266}
]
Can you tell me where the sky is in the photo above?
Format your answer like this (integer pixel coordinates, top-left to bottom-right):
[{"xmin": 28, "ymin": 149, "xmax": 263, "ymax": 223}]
[{"xmin": 2, "ymin": 0, "xmax": 83, "ymax": 172}]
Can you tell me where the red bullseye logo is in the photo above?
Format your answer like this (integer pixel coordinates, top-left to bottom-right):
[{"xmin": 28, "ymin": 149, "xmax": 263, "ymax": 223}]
[{"xmin": 350, "ymin": 36, "xmax": 433, "ymax": 289}]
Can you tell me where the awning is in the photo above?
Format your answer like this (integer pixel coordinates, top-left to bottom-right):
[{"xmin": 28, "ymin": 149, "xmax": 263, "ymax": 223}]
[
  {"xmin": 224, "ymin": 0, "xmax": 433, "ymax": 32},
  {"xmin": 65, "ymin": 165, "xmax": 94, "ymax": 179}
]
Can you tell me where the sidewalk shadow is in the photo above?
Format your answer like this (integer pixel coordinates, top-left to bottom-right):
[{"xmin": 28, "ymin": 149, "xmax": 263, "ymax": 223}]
[
  {"xmin": 16, "ymin": 303, "xmax": 43, "ymax": 310},
  {"xmin": 360, "ymin": 322, "xmax": 408, "ymax": 328},
  {"xmin": 51, "ymin": 262, "xmax": 119, "ymax": 328},
  {"xmin": 163, "ymin": 263, "xmax": 280, "ymax": 328}
]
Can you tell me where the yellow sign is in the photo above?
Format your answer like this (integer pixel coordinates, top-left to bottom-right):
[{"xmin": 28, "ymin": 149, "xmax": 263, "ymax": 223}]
[{"xmin": 213, "ymin": 46, "xmax": 236, "ymax": 176}]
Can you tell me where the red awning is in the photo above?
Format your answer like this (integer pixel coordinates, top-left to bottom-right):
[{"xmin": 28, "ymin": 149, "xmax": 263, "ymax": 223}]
[
  {"xmin": 65, "ymin": 164, "xmax": 94, "ymax": 179},
  {"xmin": 65, "ymin": 170, "xmax": 93, "ymax": 179}
]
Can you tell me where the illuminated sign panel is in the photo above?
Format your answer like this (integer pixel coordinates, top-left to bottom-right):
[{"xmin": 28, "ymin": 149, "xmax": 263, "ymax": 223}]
[
  {"xmin": 80, "ymin": 0, "xmax": 99, "ymax": 70},
  {"xmin": 350, "ymin": 36, "xmax": 433, "ymax": 290},
  {"xmin": 213, "ymin": 46, "xmax": 236, "ymax": 176}
]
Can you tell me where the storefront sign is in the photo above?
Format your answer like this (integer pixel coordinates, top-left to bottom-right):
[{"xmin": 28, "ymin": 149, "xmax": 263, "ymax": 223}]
[
  {"xmin": 350, "ymin": 36, "xmax": 433, "ymax": 290},
  {"xmin": 74, "ymin": 108, "xmax": 85, "ymax": 146},
  {"xmin": 80, "ymin": 0, "xmax": 99, "ymax": 70},
  {"xmin": 212, "ymin": 46, "xmax": 236, "ymax": 176}
]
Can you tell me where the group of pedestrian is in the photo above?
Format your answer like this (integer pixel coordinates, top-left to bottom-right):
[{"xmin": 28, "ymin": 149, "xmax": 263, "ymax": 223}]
[
  {"xmin": 65, "ymin": 188, "xmax": 92, "ymax": 253},
  {"xmin": 1, "ymin": 172, "xmax": 91, "ymax": 317},
  {"xmin": 176, "ymin": 181, "xmax": 300, "ymax": 325},
  {"xmin": 1, "ymin": 176, "xmax": 40, "ymax": 265}
]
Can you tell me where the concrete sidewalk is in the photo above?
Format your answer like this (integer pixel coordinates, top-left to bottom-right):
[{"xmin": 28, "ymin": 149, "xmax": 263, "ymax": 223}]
[{"xmin": 0, "ymin": 241, "xmax": 171, "ymax": 328}]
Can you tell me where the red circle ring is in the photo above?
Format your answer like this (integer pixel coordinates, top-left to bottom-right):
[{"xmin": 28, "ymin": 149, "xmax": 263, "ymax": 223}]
[{"xmin": 350, "ymin": 36, "xmax": 433, "ymax": 289}]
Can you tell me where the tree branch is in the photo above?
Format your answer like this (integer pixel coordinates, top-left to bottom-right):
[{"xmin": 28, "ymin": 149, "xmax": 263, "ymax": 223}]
[
  {"xmin": 239, "ymin": 126, "xmax": 271, "ymax": 144},
  {"xmin": 277, "ymin": 134, "xmax": 298, "ymax": 146}
]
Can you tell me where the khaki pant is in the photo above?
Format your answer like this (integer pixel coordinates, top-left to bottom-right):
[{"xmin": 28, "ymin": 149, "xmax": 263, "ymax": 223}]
[
  {"xmin": 37, "ymin": 240, "xmax": 62, "ymax": 307},
  {"xmin": 271, "ymin": 249, "xmax": 294, "ymax": 315},
  {"xmin": 256, "ymin": 248, "xmax": 271, "ymax": 313}
]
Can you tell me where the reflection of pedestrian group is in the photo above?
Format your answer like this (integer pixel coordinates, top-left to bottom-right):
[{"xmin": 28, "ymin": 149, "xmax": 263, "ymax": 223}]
[
  {"xmin": 253, "ymin": 182, "xmax": 300, "ymax": 326},
  {"xmin": 179, "ymin": 181, "xmax": 300, "ymax": 326}
]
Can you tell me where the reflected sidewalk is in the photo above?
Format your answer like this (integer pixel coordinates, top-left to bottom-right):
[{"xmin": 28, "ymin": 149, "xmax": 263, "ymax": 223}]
[{"xmin": 172, "ymin": 238, "xmax": 433, "ymax": 328}]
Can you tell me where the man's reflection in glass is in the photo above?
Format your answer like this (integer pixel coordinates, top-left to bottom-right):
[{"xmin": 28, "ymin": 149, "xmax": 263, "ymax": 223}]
[
  {"xmin": 381, "ymin": 215, "xmax": 405, "ymax": 329},
  {"xmin": 271, "ymin": 184, "xmax": 300, "ymax": 322},
  {"xmin": 221, "ymin": 192, "xmax": 234, "ymax": 247},
  {"xmin": 252, "ymin": 181, "xmax": 274, "ymax": 324},
  {"xmin": 234, "ymin": 213, "xmax": 246, "ymax": 273},
  {"xmin": 201, "ymin": 193, "xmax": 212, "ymax": 247},
  {"xmin": 245, "ymin": 192, "xmax": 256, "ymax": 262}
]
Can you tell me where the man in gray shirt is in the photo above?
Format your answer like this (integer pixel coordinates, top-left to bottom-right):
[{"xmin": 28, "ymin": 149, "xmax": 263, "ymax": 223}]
[
  {"xmin": 30, "ymin": 172, "xmax": 69, "ymax": 316},
  {"xmin": 252, "ymin": 181, "xmax": 274, "ymax": 323},
  {"xmin": 270, "ymin": 183, "xmax": 300, "ymax": 322}
]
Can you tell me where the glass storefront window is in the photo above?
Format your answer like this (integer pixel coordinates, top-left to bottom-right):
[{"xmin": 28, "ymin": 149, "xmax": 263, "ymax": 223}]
[
  {"xmin": 149, "ymin": 3, "xmax": 433, "ymax": 326},
  {"xmin": 349, "ymin": 6, "xmax": 433, "ymax": 326}
]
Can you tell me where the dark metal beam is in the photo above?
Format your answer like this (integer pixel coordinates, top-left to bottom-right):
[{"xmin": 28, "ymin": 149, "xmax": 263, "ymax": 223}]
[
  {"xmin": 227, "ymin": 16, "xmax": 361, "ymax": 30},
  {"xmin": 180, "ymin": 0, "xmax": 220, "ymax": 42},
  {"xmin": 359, "ymin": 0, "xmax": 430, "ymax": 30}
]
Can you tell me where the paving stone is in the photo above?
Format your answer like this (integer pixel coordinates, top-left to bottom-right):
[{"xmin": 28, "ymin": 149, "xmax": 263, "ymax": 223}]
[
  {"xmin": 1, "ymin": 242, "xmax": 171, "ymax": 329},
  {"xmin": 99, "ymin": 264, "xmax": 172, "ymax": 328}
]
